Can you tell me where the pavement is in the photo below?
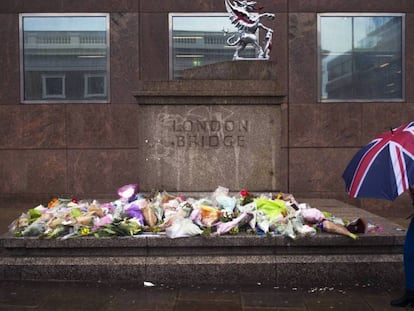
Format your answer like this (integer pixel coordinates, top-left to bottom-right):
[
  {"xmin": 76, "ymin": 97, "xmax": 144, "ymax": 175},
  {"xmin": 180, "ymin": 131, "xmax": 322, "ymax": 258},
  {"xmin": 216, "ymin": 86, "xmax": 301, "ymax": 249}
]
[{"xmin": 0, "ymin": 280, "xmax": 411, "ymax": 311}]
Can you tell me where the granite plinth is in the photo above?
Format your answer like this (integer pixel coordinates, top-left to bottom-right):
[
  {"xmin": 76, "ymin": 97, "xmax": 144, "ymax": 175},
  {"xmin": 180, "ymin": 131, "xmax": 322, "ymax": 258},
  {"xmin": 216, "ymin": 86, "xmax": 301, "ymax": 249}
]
[{"xmin": 0, "ymin": 200, "xmax": 406, "ymax": 287}]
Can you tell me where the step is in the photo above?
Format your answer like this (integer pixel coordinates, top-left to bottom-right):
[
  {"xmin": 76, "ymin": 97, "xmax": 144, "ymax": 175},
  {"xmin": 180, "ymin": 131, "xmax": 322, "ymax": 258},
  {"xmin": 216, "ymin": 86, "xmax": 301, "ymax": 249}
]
[{"xmin": 0, "ymin": 200, "xmax": 406, "ymax": 288}]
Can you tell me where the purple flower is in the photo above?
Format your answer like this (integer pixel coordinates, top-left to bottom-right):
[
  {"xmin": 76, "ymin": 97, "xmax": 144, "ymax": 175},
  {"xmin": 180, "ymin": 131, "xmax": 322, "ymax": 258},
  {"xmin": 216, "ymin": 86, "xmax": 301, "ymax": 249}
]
[{"xmin": 125, "ymin": 204, "xmax": 144, "ymax": 225}]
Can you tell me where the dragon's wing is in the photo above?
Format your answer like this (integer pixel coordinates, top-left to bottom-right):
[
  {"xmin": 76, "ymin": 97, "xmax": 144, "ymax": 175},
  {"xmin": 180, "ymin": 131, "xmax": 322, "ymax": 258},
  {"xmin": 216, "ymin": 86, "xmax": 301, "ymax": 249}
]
[{"xmin": 225, "ymin": 0, "xmax": 256, "ymax": 31}]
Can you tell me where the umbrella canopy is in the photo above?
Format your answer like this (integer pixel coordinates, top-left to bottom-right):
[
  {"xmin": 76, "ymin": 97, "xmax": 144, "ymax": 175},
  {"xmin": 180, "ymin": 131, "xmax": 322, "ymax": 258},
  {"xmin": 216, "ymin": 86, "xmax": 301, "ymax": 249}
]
[{"xmin": 343, "ymin": 121, "xmax": 414, "ymax": 201}]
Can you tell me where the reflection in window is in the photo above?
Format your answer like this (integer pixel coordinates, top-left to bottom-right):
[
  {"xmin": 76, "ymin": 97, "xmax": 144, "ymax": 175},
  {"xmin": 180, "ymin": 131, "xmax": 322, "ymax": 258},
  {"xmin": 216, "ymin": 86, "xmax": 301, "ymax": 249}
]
[
  {"xmin": 20, "ymin": 14, "xmax": 109, "ymax": 102},
  {"xmin": 42, "ymin": 74, "xmax": 65, "ymax": 98},
  {"xmin": 84, "ymin": 74, "xmax": 106, "ymax": 98},
  {"xmin": 169, "ymin": 14, "xmax": 255, "ymax": 79},
  {"xmin": 319, "ymin": 14, "xmax": 404, "ymax": 101}
]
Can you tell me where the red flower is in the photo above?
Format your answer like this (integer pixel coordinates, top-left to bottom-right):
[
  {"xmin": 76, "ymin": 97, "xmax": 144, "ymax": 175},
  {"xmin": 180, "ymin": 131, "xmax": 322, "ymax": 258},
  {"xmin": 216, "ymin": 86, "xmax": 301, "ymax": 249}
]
[{"xmin": 240, "ymin": 189, "xmax": 250, "ymax": 197}]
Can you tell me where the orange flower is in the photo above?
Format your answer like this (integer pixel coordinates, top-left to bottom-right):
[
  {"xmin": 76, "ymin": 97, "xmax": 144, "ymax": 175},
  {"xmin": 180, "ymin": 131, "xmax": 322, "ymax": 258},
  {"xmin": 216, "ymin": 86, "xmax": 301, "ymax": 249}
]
[{"xmin": 48, "ymin": 197, "xmax": 58, "ymax": 208}]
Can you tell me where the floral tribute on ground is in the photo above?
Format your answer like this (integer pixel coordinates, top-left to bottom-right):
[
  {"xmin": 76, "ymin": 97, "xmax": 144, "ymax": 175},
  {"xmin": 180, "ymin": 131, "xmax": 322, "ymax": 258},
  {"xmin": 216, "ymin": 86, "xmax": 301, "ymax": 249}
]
[{"xmin": 8, "ymin": 185, "xmax": 369, "ymax": 240}]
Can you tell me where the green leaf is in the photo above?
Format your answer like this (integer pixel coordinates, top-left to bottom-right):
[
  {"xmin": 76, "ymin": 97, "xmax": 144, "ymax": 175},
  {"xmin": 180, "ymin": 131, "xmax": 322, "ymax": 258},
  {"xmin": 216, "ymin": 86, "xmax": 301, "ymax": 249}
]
[
  {"xmin": 47, "ymin": 224, "xmax": 66, "ymax": 238},
  {"xmin": 28, "ymin": 208, "xmax": 41, "ymax": 220},
  {"xmin": 229, "ymin": 226, "xmax": 239, "ymax": 235},
  {"xmin": 322, "ymin": 211, "xmax": 333, "ymax": 218},
  {"xmin": 70, "ymin": 208, "xmax": 82, "ymax": 218},
  {"xmin": 202, "ymin": 227, "xmax": 211, "ymax": 237}
]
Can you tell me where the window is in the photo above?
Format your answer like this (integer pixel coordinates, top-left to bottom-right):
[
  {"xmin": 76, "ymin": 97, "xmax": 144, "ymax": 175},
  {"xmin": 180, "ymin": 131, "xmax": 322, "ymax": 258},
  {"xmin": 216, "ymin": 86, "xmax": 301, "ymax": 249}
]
[
  {"xmin": 20, "ymin": 14, "xmax": 109, "ymax": 103},
  {"xmin": 318, "ymin": 14, "xmax": 404, "ymax": 102},
  {"xmin": 84, "ymin": 74, "xmax": 106, "ymax": 98},
  {"xmin": 42, "ymin": 74, "xmax": 65, "ymax": 98},
  {"xmin": 169, "ymin": 13, "xmax": 256, "ymax": 79}
]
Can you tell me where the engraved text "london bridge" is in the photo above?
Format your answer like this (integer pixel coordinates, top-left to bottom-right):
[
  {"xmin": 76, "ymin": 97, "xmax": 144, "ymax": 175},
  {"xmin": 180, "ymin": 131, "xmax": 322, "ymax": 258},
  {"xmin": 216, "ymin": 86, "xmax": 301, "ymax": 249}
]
[
  {"xmin": 172, "ymin": 119, "xmax": 249, "ymax": 132},
  {"xmin": 172, "ymin": 119, "xmax": 249, "ymax": 148}
]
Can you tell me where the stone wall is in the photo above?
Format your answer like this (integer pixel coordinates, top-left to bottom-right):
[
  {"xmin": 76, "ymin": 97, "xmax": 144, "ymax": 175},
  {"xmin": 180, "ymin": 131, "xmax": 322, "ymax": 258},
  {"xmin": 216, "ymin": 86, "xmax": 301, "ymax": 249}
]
[{"xmin": 0, "ymin": 0, "xmax": 414, "ymax": 214}]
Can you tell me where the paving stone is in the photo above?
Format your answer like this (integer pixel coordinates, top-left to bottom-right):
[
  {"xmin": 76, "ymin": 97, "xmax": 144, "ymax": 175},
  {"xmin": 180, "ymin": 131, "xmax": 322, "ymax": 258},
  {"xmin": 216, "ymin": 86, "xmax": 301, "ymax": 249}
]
[
  {"xmin": 106, "ymin": 286, "xmax": 177, "ymax": 311},
  {"xmin": 178, "ymin": 286, "xmax": 240, "ymax": 303},
  {"xmin": 0, "ymin": 280, "xmax": 53, "ymax": 308},
  {"xmin": 174, "ymin": 300, "xmax": 242, "ymax": 311},
  {"xmin": 0, "ymin": 281, "xmax": 406, "ymax": 311},
  {"xmin": 241, "ymin": 290, "xmax": 305, "ymax": 309},
  {"xmin": 363, "ymin": 294, "xmax": 399, "ymax": 311}
]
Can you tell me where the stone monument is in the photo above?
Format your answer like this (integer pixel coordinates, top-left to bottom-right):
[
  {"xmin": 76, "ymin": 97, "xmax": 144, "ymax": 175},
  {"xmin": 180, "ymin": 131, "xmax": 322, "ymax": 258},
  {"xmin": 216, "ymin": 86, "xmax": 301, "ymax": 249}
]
[
  {"xmin": 133, "ymin": 0, "xmax": 284, "ymax": 193},
  {"xmin": 134, "ymin": 60, "xmax": 285, "ymax": 193}
]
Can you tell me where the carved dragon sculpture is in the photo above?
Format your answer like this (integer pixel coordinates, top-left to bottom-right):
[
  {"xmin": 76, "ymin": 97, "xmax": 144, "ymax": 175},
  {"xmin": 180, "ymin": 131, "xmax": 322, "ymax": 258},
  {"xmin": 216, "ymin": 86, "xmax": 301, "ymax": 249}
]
[{"xmin": 225, "ymin": 0, "xmax": 275, "ymax": 60}]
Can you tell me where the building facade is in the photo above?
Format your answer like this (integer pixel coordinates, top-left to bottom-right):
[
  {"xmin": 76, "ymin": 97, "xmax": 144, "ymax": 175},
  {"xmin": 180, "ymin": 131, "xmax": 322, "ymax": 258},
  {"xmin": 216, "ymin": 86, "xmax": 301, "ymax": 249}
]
[{"xmin": 1, "ymin": 0, "xmax": 413, "ymax": 214}]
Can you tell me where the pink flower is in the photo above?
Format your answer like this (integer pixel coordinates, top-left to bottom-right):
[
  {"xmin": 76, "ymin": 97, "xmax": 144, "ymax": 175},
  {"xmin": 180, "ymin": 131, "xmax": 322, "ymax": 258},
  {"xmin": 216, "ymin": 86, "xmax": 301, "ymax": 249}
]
[
  {"xmin": 117, "ymin": 184, "xmax": 139, "ymax": 201},
  {"xmin": 92, "ymin": 215, "xmax": 113, "ymax": 231}
]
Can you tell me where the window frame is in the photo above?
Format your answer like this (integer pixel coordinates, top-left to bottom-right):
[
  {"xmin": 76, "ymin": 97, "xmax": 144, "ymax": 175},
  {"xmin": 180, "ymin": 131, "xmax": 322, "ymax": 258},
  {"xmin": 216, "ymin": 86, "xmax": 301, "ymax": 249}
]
[
  {"xmin": 317, "ymin": 13, "xmax": 405, "ymax": 103},
  {"xmin": 19, "ymin": 13, "xmax": 110, "ymax": 104},
  {"xmin": 84, "ymin": 73, "xmax": 107, "ymax": 98},
  {"xmin": 41, "ymin": 74, "xmax": 66, "ymax": 99}
]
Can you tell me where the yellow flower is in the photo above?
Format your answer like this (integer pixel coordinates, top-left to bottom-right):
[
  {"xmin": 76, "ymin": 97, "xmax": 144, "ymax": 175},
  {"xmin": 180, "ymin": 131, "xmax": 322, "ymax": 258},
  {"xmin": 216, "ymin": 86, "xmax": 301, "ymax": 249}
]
[{"xmin": 80, "ymin": 227, "xmax": 91, "ymax": 236}]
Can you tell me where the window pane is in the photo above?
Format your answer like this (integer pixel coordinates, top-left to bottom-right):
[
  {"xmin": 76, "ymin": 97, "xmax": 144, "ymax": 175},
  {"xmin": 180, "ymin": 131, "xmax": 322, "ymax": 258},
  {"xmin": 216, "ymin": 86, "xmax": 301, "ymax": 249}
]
[
  {"xmin": 320, "ymin": 15, "xmax": 403, "ymax": 101},
  {"xmin": 42, "ymin": 75, "xmax": 65, "ymax": 98},
  {"xmin": 22, "ymin": 15, "xmax": 108, "ymax": 102},
  {"xmin": 84, "ymin": 74, "xmax": 106, "ymax": 97},
  {"xmin": 321, "ymin": 17, "xmax": 353, "ymax": 53},
  {"xmin": 170, "ymin": 14, "xmax": 255, "ymax": 79}
]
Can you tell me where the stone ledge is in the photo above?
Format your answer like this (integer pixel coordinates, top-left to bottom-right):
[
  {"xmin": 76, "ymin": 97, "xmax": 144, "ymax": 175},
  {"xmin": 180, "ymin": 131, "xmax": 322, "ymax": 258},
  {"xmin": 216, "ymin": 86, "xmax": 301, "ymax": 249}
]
[
  {"xmin": 0, "ymin": 233, "xmax": 404, "ymax": 257},
  {"xmin": 0, "ymin": 253, "xmax": 403, "ymax": 287},
  {"xmin": 181, "ymin": 61, "xmax": 279, "ymax": 81},
  {"xmin": 0, "ymin": 200, "xmax": 406, "ymax": 287},
  {"xmin": 133, "ymin": 80, "xmax": 285, "ymax": 105}
]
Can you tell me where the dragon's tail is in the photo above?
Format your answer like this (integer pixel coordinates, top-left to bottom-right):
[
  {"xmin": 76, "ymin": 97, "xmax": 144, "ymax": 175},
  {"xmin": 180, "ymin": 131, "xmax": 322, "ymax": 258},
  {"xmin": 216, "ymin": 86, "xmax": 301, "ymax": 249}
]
[{"xmin": 226, "ymin": 33, "xmax": 240, "ymax": 46}]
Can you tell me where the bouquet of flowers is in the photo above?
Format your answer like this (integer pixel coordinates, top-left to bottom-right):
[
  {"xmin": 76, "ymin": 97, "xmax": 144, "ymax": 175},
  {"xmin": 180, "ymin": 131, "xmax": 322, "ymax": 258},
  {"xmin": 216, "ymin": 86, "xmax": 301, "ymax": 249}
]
[{"xmin": 8, "ymin": 184, "xmax": 364, "ymax": 240}]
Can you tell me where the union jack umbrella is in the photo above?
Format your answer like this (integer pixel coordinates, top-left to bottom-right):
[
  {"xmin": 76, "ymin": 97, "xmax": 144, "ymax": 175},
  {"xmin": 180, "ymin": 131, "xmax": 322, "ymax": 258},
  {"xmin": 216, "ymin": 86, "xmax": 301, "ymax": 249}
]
[{"xmin": 342, "ymin": 121, "xmax": 414, "ymax": 201}]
